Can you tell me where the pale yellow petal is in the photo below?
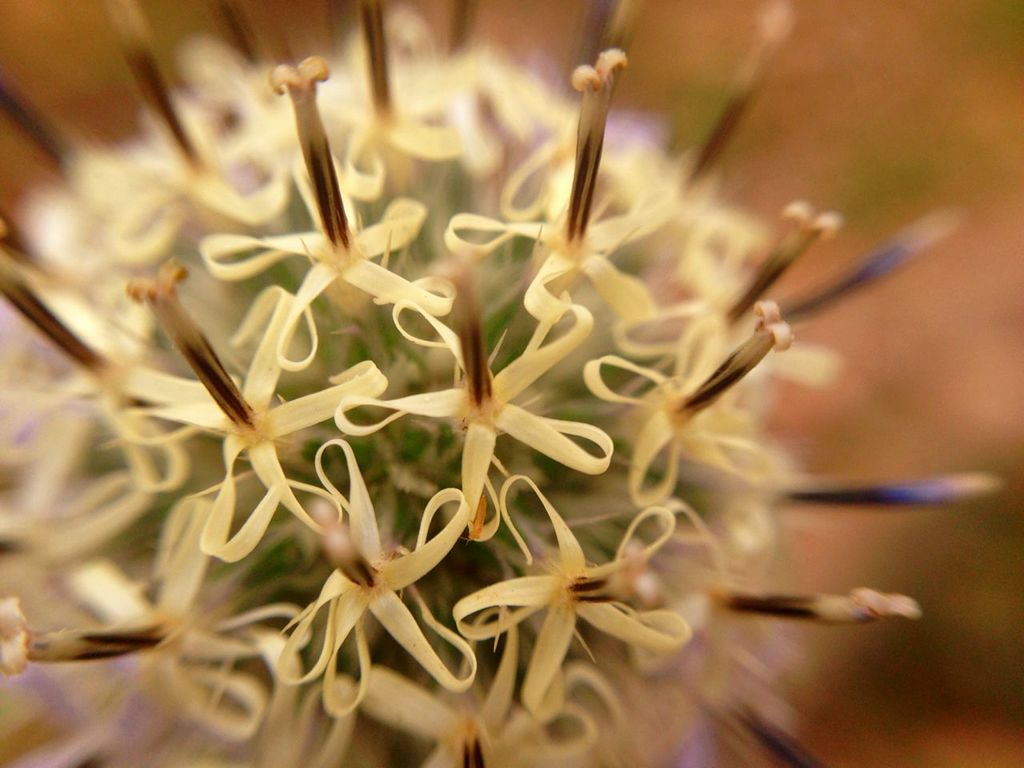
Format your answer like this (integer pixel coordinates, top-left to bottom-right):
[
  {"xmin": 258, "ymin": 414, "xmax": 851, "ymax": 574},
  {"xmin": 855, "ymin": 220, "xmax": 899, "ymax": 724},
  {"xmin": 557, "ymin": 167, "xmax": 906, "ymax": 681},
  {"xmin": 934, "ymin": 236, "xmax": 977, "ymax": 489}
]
[
  {"xmin": 496, "ymin": 405, "xmax": 612, "ymax": 476},
  {"xmin": 521, "ymin": 605, "xmax": 576, "ymax": 717}
]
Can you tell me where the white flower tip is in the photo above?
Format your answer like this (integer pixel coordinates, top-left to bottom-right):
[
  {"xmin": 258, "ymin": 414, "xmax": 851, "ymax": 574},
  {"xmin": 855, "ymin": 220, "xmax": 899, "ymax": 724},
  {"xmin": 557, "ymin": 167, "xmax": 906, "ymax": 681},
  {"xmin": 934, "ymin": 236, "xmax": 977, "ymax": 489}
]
[
  {"xmin": 850, "ymin": 588, "xmax": 922, "ymax": 621},
  {"xmin": 754, "ymin": 300, "xmax": 793, "ymax": 350},
  {"xmin": 0, "ymin": 597, "xmax": 29, "ymax": 677},
  {"xmin": 814, "ymin": 211, "xmax": 844, "ymax": 238},
  {"xmin": 126, "ymin": 260, "xmax": 188, "ymax": 303},
  {"xmin": 572, "ymin": 49, "xmax": 627, "ymax": 92},
  {"xmin": 782, "ymin": 199, "xmax": 814, "ymax": 223},
  {"xmin": 270, "ymin": 56, "xmax": 330, "ymax": 95},
  {"xmin": 782, "ymin": 201, "xmax": 843, "ymax": 237}
]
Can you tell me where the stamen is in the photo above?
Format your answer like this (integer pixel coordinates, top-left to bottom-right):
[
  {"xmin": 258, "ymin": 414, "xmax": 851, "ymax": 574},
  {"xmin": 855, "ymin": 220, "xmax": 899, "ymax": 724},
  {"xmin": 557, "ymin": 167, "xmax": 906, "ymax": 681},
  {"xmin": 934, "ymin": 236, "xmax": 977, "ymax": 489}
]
[
  {"xmin": 449, "ymin": 0, "xmax": 479, "ymax": 53},
  {"xmin": 783, "ymin": 210, "xmax": 958, "ymax": 322},
  {"xmin": 567, "ymin": 49, "xmax": 628, "ymax": 243},
  {"xmin": 689, "ymin": 0, "xmax": 793, "ymax": 181},
  {"xmin": 0, "ymin": 67, "xmax": 70, "ymax": 167},
  {"xmin": 786, "ymin": 472, "xmax": 1000, "ymax": 506},
  {"xmin": 27, "ymin": 624, "xmax": 165, "ymax": 663},
  {"xmin": 719, "ymin": 587, "xmax": 921, "ymax": 623},
  {"xmin": 105, "ymin": 0, "xmax": 201, "ymax": 166},
  {"xmin": 680, "ymin": 300, "xmax": 791, "ymax": 414},
  {"xmin": 727, "ymin": 201, "xmax": 841, "ymax": 323},
  {"xmin": 469, "ymin": 494, "xmax": 488, "ymax": 540},
  {"xmin": 735, "ymin": 708, "xmax": 827, "ymax": 768},
  {"xmin": 570, "ymin": 577, "xmax": 613, "ymax": 603},
  {"xmin": 359, "ymin": 0, "xmax": 392, "ymax": 117},
  {"xmin": 271, "ymin": 57, "xmax": 351, "ymax": 250},
  {"xmin": 127, "ymin": 262, "xmax": 255, "ymax": 429},
  {"xmin": 312, "ymin": 501, "xmax": 377, "ymax": 588},
  {"xmin": 212, "ymin": 0, "xmax": 260, "ymax": 63},
  {"xmin": 451, "ymin": 265, "xmax": 492, "ymax": 408},
  {"xmin": 0, "ymin": 254, "xmax": 107, "ymax": 372}
]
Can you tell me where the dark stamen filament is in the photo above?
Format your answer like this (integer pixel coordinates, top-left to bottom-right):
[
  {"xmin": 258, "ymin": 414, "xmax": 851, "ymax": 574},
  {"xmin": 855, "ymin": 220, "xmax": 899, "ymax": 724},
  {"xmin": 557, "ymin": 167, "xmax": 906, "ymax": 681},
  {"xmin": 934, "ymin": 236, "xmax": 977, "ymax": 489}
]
[
  {"xmin": 567, "ymin": 49, "xmax": 627, "ymax": 243},
  {"xmin": 28, "ymin": 624, "xmax": 165, "ymax": 663},
  {"xmin": 783, "ymin": 210, "xmax": 957, "ymax": 322},
  {"xmin": 719, "ymin": 587, "xmax": 921, "ymax": 623},
  {"xmin": 0, "ymin": 255, "xmax": 107, "ymax": 372},
  {"xmin": 127, "ymin": 262, "xmax": 255, "ymax": 429},
  {"xmin": 570, "ymin": 577, "xmax": 612, "ymax": 603},
  {"xmin": 452, "ymin": 267, "xmax": 492, "ymax": 408},
  {"xmin": 727, "ymin": 202, "xmax": 841, "ymax": 323},
  {"xmin": 360, "ymin": 0, "xmax": 392, "ymax": 117},
  {"xmin": 212, "ymin": 0, "xmax": 260, "ymax": 63},
  {"xmin": 0, "ymin": 67, "xmax": 70, "ymax": 167},
  {"xmin": 462, "ymin": 736, "xmax": 485, "ymax": 768},
  {"xmin": 786, "ymin": 472, "xmax": 999, "ymax": 506},
  {"xmin": 449, "ymin": 0, "xmax": 478, "ymax": 53},
  {"xmin": 689, "ymin": 1, "xmax": 792, "ymax": 181},
  {"xmin": 105, "ymin": 0, "xmax": 200, "ymax": 166},
  {"xmin": 681, "ymin": 301, "xmax": 791, "ymax": 415},
  {"xmin": 272, "ymin": 57, "xmax": 351, "ymax": 250}
]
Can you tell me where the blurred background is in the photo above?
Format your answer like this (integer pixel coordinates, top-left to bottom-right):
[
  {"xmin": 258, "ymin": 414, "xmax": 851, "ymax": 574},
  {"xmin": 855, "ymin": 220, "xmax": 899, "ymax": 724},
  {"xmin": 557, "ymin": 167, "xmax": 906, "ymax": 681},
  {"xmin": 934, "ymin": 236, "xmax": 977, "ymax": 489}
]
[{"xmin": 1, "ymin": 1, "xmax": 1021, "ymax": 765}]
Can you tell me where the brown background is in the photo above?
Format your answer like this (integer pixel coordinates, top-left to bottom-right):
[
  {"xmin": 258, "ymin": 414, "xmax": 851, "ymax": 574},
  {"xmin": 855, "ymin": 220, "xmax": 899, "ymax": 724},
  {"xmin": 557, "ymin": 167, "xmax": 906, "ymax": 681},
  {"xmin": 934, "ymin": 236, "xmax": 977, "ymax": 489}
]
[{"xmin": 1, "ymin": 1, "xmax": 1022, "ymax": 765}]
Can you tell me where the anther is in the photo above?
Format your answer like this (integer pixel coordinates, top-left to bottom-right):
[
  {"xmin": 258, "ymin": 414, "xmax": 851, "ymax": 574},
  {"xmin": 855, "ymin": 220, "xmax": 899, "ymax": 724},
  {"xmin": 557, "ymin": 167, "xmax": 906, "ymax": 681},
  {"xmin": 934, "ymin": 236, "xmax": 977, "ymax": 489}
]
[
  {"xmin": 469, "ymin": 494, "xmax": 488, "ymax": 540},
  {"xmin": 719, "ymin": 587, "xmax": 921, "ymax": 623},
  {"xmin": 0, "ymin": 253, "xmax": 107, "ymax": 372},
  {"xmin": 105, "ymin": 0, "xmax": 201, "ymax": 166},
  {"xmin": 567, "ymin": 49, "xmax": 628, "ymax": 243},
  {"xmin": 680, "ymin": 300, "xmax": 791, "ymax": 414},
  {"xmin": 451, "ymin": 265, "xmax": 492, "ymax": 409},
  {"xmin": 689, "ymin": 0, "xmax": 793, "ymax": 181},
  {"xmin": 727, "ymin": 201, "xmax": 842, "ymax": 323},
  {"xmin": 449, "ymin": 0, "xmax": 479, "ymax": 53},
  {"xmin": 28, "ymin": 625, "xmax": 165, "ymax": 663},
  {"xmin": 272, "ymin": 57, "xmax": 351, "ymax": 250},
  {"xmin": 786, "ymin": 472, "xmax": 1001, "ymax": 507},
  {"xmin": 783, "ymin": 209, "xmax": 958, "ymax": 322},
  {"xmin": 360, "ymin": 0, "xmax": 392, "ymax": 117},
  {"xmin": 0, "ymin": 67, "xmax": 70, "ymax": 167},
  {"xmin": 127, "ymin": 262, "xmax": 256, "ymax": 429}
]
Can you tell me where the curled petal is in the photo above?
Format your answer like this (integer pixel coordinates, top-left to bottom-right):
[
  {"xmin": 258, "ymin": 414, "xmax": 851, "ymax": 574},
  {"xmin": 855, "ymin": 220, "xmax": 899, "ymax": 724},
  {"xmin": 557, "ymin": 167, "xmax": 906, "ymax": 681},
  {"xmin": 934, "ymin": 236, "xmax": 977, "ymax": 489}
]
[
  {"xmin": 362, "ymin": 666, "xmax": 458, "ymax": 740},
  {"xmin": 335, "ymin": 388, "xmax": 463, "ymax": 436},
  {"xmin": 369, "ymin": 590, "xmax": 476, "ymax": 692},
  {"xmin": 496, "ymin": 405, "xmax": 612, "ymax": 476},
  {"xmin": 443, "ymin": 213, "xmax": 543, "ymax": 258},
  {"xmin": 629, "ymin": 410, "xmax": 679, "ymax": 506},
  {"xmin": 499, "ymin": 474, "xmax": 585, "ymax": 572},
  {"xmin": 576, "ymin": 602, "xmax": 691, "ymax": 653},
  {"xmin": 453, "ymin": 576, "xmax": 554, "ymax": 640},
  {"xmin": 521, "ymin": 605, "xmax": 577, "ymax": 717},
  {"xmin": 583, "ymin": 255, "xmax": 658, "ymax": 323},
  {"xmin": 583, "ymin": 354, "xmax": 667, "ymax": 406},
  {"xmin": 199, "ymin": 231, "xmax": 318, "ymax": 281},
  {"xmin": 387, "ymin": 118, "xmax": 462, "ymax": 161},
  {"xmin": 279, "ymin": 576, "xmax": 362, "ymax": 685}
]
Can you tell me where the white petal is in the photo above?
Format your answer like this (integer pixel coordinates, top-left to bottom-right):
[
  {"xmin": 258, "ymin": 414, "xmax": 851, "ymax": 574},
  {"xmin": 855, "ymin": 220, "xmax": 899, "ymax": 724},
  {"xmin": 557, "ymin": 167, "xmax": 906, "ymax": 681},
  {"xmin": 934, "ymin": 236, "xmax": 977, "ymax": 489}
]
[
  {"xmin": 496, "ymin": 405, "xmax": 612, "ymax": 476},
  {"xmin": 521, "ymin": 605, "xmax": 576, "ymax": 717}
]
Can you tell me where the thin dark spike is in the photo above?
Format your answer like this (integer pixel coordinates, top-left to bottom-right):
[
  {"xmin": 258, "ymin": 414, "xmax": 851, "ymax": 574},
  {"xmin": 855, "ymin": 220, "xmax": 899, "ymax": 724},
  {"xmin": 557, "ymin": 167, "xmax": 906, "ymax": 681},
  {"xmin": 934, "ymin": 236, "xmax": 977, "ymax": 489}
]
[
  {"xmin": 212, "ymin": 0, "xmax": 260, "ymax": 63},
  {"xmin": 719, "ymin": 587, "xmax": 921, "ymax": 623},
  {"xmin": 786, "ymin": 472, "xmax": 999, "ymax": 507},
  {"xmin": 471, "ymin": 737, "xmax": 485, "ymax": 768},
  {"xmin": 0, "ymin": 68, "xmax": 70, "ymax": 167},
  {"xmin": 0, "ymin": 257, "xmax": 107, "ymax": 372},
  {"xmin": 689, "ymin": 1, "xmax": 792, "ymax": 181},
  {"xmin": 449, "ymin": 0, "xmax": 479, "ymax": 53},
  {"xmin": 727, "ymin": 203, "xmax": 841, "ymax": 323},
  {"xmin": 452, "ymin": 267, "xmax": 492, "ymax": 408},
  {"xmin": 462, "ymin": 742, "xmax": 471, "ymax": 768},
  {"xmin": 736, "ymin": 709, "xmax": 827, "ymax": 768},
  {"xmin": 360, "ymin": 0, "xmax": 392, "ymax": 116},
  {"xmin": 106, "ymin": 0, "xmax": 201, "ymax": 166},
  {"xmin": 272, "ymin": 58, "xmax": 351, "ymax": 249},
  {"xmin": 29, "ymin": 624, "xmax": 165, "ymax": 664},
  {"xmin": 127, "ymin": 263, "xmax": 256, "ymax": 429},
  {"xmin": 567, "ymin": 49, "xmax": 627, "ymax": 243},
  {"xmin": 783, "ymin": 210, "xmax": 957, "ymax": 322},
  {"xmin": 681, "ymin": 302, "xmax": 791, "ymax": 414}
]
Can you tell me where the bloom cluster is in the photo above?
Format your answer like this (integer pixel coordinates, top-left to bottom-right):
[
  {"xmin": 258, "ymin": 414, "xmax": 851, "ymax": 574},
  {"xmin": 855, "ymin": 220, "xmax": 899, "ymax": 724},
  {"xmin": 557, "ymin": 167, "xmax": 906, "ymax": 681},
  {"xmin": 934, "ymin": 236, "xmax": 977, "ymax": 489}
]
[{"xmin": 0, "ymin": 2, "xmax": 994, "ymax": 766}]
